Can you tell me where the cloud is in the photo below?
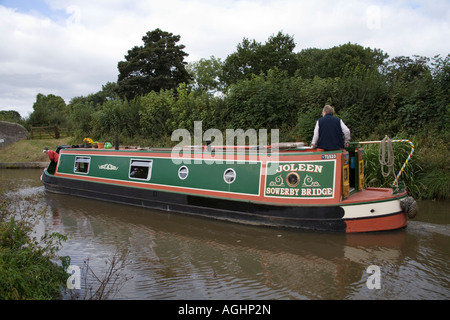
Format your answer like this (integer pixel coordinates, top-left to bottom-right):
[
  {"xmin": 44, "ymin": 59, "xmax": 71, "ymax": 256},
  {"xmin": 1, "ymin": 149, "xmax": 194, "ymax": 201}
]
[{"xmin": 0, "ymin": 0, "xmax": 449, "ymax": 117}]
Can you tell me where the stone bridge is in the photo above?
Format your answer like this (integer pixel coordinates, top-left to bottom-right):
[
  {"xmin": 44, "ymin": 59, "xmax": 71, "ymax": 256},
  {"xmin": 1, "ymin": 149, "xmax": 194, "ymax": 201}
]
[{"xmin": 0, "ymin": 121, "xmax": 29, "ymax": 148}]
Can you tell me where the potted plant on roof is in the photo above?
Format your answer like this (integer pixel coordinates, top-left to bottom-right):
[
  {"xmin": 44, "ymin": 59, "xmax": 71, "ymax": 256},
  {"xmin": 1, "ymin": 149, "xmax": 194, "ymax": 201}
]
[{"xmin": 83, "ymin": 137, "xmax": 93, "ymax": 148}]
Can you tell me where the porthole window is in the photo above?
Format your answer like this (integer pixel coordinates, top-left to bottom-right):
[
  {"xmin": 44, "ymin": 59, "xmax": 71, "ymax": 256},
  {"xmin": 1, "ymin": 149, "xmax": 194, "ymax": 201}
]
[
  {"xmin": 223, "ymin": 168, "xmax": 236, "ymax": 184},
  {"xmin": 178, "ymin": 166, "xmax": 189, "ymax": 180},
  {"xmin": 286, "ymin": 172, "xmax": 300, "ymax": 187}
]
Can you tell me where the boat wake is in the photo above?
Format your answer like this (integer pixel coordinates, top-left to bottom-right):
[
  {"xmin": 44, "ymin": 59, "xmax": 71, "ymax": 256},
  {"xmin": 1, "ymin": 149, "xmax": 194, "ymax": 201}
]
[
  {"xmin": 4, "ymin": 186, "xmax": 46, "ymax": 199},
  {"xmin": 407, "ymin": 221, "xmax": 450, "ymax": 237}
]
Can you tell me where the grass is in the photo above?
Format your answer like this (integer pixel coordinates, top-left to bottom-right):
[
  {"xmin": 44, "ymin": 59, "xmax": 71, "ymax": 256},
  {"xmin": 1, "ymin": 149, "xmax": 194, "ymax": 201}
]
[{"xmin": 0, "ymin": 137, "xmax": 72, "ymax": 163}]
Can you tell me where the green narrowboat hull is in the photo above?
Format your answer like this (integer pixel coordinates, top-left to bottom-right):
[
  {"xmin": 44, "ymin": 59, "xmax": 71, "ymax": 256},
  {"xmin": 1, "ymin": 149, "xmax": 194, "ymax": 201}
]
[{"xmin": 41, "ymin": 146, "xmax": 413, "ymax": 233}]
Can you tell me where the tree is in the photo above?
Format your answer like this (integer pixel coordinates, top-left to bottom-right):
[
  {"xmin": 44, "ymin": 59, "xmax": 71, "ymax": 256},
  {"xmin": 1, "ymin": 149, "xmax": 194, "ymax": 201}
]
[
  {"xmin": 221, "ymin": 31, "xmax": 299, "ymax": 87},
  {"xmin": 0, "ymin": 110, "xmax": 22, "ymax": 123},
  {"xmin": 296, "ymin": 43, "xmax": 388, "ymax": 79},
  {"xmin": 139, "ymin": 89, "xmax": 175, "ymax": 140},
  {"xmin": 224, "ymin": 68, "xmax": 296, "ymax": 129},
  {"xmin": 28, "ymin": 93, "xmax": 67, "ymax": 127},
  {"xmin": 187, "ymin": 56, "xmax": 224, "ymax": 94},
  {"xmin": 117, "ymin": 29, "xmax": 191, "ymax": 100},
  {"xmin": 66, "ymin": 97, "xmax": 94, "ymax": 138}
]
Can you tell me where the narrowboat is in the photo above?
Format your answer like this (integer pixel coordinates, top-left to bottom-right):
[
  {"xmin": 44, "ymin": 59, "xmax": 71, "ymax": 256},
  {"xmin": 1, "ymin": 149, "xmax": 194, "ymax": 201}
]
[{"xmin": 41, "ymin": 141, "xmax": 417, "ymax": 233}]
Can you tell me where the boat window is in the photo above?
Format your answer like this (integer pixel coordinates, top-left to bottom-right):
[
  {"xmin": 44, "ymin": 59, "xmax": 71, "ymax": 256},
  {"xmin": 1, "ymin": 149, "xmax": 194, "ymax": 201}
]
[
  {"xmin": 74, "ymin": 156, "xmax": 90, "ymax": 174},
  {"xmin": 178, "ymin": 166, "xmax": 189, "ymax": 180},
  {"xmin": 223, "ymin": 168, "xmax": 236, "ymax": 184},
  {"xmin": 129, "ymin": 159, "xmax": 152, "ymax": 181}
]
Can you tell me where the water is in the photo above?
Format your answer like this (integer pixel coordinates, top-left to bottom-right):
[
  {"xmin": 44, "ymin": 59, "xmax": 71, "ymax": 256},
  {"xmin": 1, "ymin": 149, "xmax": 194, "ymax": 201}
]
[{"xmin": 1, "ymin": 169, "xmax": 449, "ymax": 300}]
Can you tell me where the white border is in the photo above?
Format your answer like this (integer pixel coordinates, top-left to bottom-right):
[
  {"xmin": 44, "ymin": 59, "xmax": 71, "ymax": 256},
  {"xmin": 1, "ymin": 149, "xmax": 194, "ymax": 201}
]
[{"xmin": 264, "ymin": 160, "xmax": 336, "ymax": 199}]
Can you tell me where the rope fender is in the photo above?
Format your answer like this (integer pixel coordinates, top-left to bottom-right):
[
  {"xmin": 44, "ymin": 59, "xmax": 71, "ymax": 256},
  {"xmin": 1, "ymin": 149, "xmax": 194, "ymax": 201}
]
[{"xmin": 400, "ymin": 196, "xmax": 418, "ymax": 219}]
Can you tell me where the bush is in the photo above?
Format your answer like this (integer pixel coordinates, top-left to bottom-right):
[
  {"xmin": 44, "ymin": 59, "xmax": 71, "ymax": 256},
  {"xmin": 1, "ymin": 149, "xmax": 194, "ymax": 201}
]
[
  {"xmin": 0, "ymin": 184, "xmax": 69, "ymax": 299},
  {"xmin": 0, "ymin": 218, "xmax": 69, "ymax": 299}
]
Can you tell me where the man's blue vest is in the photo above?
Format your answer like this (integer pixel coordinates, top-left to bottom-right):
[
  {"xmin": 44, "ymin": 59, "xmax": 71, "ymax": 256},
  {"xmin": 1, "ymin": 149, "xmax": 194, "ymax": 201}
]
[{"xmin": 317, "ymin": 114, "xmax": 344, "ymax": 150}]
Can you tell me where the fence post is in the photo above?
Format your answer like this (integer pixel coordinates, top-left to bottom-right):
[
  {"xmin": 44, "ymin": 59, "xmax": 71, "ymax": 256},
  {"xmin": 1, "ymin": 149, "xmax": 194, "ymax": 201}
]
[{"xmin": 54, "ymin": 125, "xmax": 60, "ymax": 139}]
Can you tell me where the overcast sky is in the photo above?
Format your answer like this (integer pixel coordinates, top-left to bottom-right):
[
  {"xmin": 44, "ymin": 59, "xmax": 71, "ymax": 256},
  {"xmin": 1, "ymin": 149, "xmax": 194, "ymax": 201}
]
[{"xmin": 1, "ymin": 0, "xmax": 449, "ymax": 117}]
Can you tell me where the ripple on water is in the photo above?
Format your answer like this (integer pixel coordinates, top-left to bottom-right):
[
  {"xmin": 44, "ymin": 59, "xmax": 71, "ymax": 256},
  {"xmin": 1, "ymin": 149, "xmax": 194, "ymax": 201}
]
[{"xmin": 3, "ymin": 169, "xmax": 450, "ymax": 300}]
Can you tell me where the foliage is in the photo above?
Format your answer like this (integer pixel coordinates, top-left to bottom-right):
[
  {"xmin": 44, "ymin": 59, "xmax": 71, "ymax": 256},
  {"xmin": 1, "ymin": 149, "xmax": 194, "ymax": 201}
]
[
  {"xmin": 221, "ymin": 31, "xmax": 299, "ymax": 87},
  {"xmin": 66, "ymin": 97, "xmax": 94, "ymax": 139},
  {"xmin": 412, "ymin": 132, "xmax": 450, "ymax": 200},
  {"xmin": 0, "ymin": 110, "xmax": 22, "ymax": 123},
  {"xmin": 0, "ymin": 224, "xmax": 68, "ymax": 299},
  {"xmin": 139, "ymin": 89, "xmax": 176, "ymax": 141},
  {"xmin": 296, "ymin": 42, "xmax": 388, "ymax": 79},
  {"xmin": 333, "ymin": 65, "xmax": 389, "ymax": 138},
  {"xmin": 225, "ymin": 68, "xmax": 297, "ymax": 129},
  {"xmin": 117, "ymin": 28, "xmax": 191, "ymax": 100},
  {"xmin": 0, "ymin": 180, "xmax": 132, "ymax": 300},
  {"xmin": 384, "ymin": 55, "xmax": 442, "ymax": 134},
  {"xmin": 28, "ymin": 93, "xmax": 67, "ymax": 127},
  {"xmin": 187, "ymin": 56, "xmax": 225, "ymax": 94},
  {"xmin": 14, "ymin": 29, "xmax": 450, "ymax": 198},
  {"xmin": 0, "ymin": 185, "xmax": 69, "ymax": 299},
  {"xmin": 170, "ymin": 83, "xmax": 219, "ymax": 130}
]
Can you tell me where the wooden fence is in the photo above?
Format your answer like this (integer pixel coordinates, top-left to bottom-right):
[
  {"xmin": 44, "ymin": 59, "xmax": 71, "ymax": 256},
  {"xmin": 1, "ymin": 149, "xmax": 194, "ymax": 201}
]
[{"xmin": 30, "ymin": 125, "xmax": 69, "ymax": 139}]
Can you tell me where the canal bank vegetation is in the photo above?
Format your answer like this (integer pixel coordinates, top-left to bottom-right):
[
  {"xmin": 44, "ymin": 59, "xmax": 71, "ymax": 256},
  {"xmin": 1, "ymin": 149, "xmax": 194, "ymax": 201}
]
[
  {"xmin": 0, "ymin": 182, "xmax": 132, "ymax": 300},
  {"xmin": 0, "ymin": 183, "xmax": 69, "ymax": 299},
  {"xmin": 2, "ymin": 30, "xmax": 449, "ymax": 200}
]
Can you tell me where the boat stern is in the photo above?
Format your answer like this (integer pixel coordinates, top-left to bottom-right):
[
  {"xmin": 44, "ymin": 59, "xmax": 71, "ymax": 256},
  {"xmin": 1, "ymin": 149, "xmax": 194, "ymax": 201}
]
[{"xmin": 341, "ymin": 188, "xmax": 414, "ymax": 233}]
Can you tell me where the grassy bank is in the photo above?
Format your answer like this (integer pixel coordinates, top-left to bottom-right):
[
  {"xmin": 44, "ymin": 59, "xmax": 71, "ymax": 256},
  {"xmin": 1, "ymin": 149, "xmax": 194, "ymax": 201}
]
[{"xmin": 0, "ymin": 137, "xmax": 72, "ymax": 163}]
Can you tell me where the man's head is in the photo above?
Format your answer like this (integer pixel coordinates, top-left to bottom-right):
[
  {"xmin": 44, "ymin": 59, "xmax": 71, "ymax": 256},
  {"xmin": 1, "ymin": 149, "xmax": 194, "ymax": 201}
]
[
  {"xmin": 322, "ymin": 105, "xmax": 335, "ymax": 116},
  {"xmin": 43, "ymin": 147, "xmax": 49, "ymax": 153}
]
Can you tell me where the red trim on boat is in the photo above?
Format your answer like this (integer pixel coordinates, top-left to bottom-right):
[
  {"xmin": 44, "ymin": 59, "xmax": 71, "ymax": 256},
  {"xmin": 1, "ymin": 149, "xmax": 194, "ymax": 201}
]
[
  {"xmin": 345, "ymin": 212, "xmax": 407, "ymax": 233},
  {"xmin": 342, "ymin": 187, "xmax": 406, "ymax": 204}
]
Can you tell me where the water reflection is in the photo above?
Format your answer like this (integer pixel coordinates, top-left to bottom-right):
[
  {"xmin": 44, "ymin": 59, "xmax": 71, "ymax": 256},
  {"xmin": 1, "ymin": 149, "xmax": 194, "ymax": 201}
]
[
  {"xmin": 43, "ymin": 192, "xmax": 415, "ymax": 300},
  {"xmin": 2, "ymin": 169, "xmax": 449, "ymax": 300}
]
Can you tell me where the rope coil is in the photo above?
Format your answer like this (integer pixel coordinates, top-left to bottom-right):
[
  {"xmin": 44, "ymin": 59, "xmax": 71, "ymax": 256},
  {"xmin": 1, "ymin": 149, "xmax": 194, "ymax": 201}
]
[
  {"xmin": 379, "ymin": 136, "xmax": 395, "ymax": 179},
  {"xmin": 377, "ymin": 136, "xmax": 415, "ymax": 186},
  {"xmin": 356, "ymin": 137, "xmax": 415, "ymax": 188}
]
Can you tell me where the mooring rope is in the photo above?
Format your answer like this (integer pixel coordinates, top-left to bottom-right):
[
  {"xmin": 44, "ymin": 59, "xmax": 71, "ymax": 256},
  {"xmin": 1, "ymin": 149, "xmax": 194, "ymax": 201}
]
[
  {"xmin": 379, "ymin": 135, "xmax": 395, "ymax": 180},
  {"xmin": 358, "ymin": 136, "xmax": 415, "ymax": 187}
]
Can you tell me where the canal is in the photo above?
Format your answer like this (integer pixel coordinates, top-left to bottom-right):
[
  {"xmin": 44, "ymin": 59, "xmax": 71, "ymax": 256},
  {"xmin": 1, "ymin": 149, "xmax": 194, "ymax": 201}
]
[{"xmin": 1, "ymin": 168, "xmax": 449, "ymax": 300}]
